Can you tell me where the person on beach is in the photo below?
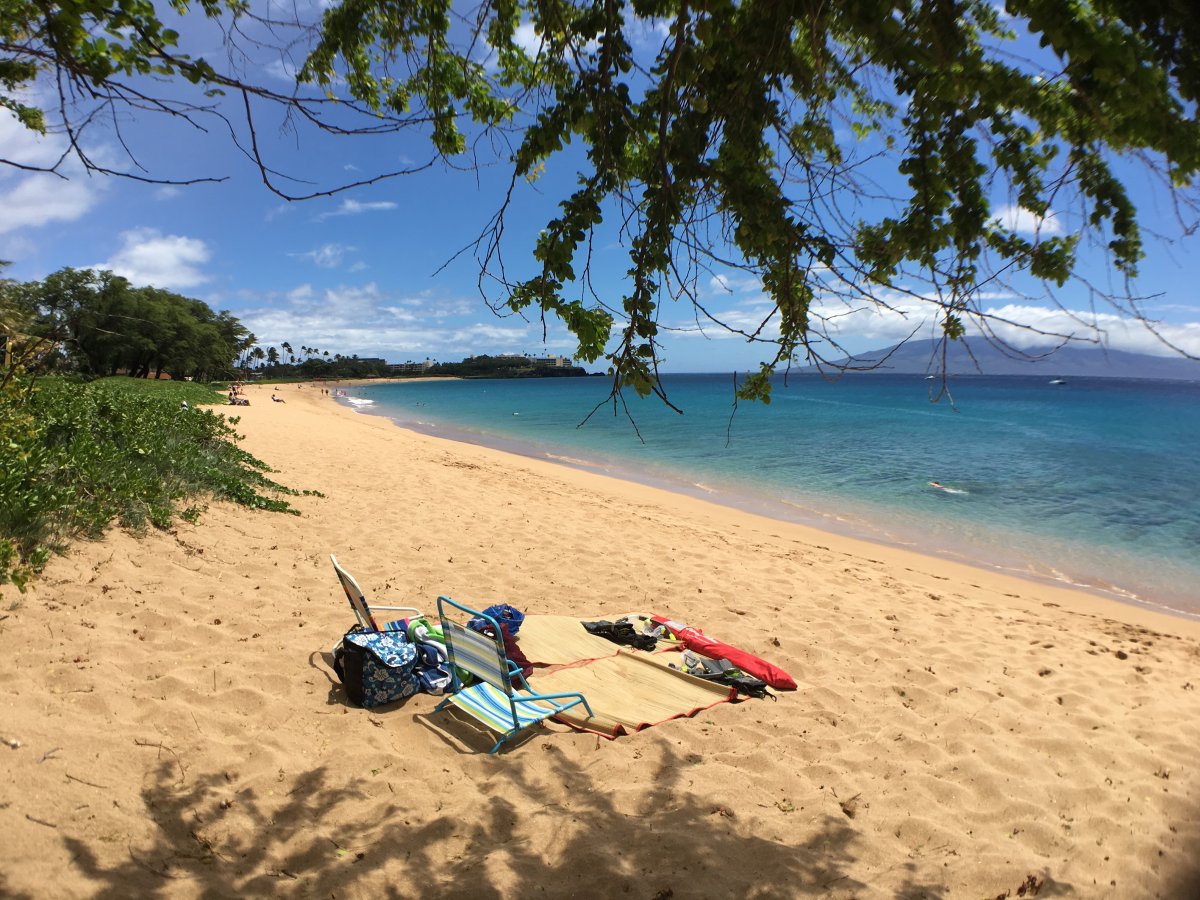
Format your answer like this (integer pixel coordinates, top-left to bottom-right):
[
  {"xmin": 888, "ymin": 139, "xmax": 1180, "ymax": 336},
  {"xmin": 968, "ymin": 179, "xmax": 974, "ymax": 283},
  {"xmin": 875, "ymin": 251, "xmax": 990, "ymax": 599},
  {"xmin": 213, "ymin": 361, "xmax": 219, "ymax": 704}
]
[{"xmin": 272, "ymin": 394, "xmax": 285, "ymax": 403}]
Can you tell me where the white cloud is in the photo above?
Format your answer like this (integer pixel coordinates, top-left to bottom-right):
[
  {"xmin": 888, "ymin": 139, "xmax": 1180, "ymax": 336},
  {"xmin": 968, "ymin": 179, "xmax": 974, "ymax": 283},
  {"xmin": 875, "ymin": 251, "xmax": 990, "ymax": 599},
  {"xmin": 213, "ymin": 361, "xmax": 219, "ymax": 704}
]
[
  {"xmin": 154, "ymin": 186, "xmax": 181, "ymax": 200},
  {"xmin": 317, "ymin": 198, "xmax": 398, "ymax": 220},
  {"xmin": 670, "ymin": 287, "xmax": 1200, "ymax": 359},
  {"xmin": 265, "ymin": 203, "xmax": 297, "ymax": 222},
  {"xmin": 709, "ymin": 272, "xmax": 763, "ymax": 295},
  {"xmin": 236, "ymin": 282, "xmax": 572, "ymax": 359},
  {"xmin": 0, "ymin": 174, "xmax": 98, "ymax": 235},
  {"xmin": 514, "ymin": 22, "xmax": 542, "ymax": 57},
  {"xmin": 0, "ymin": 108, "xmax": 101, "ymax": 234},
  {"xmin": 264, "ymin": 58, "xmax": 299, "ymax": 82},
  {"xmin": 488, "ymin": 19, "xmax": 599, "ymax": 65},
  {"xmin": 0, "ymin": 103, "xmax": 61, "ymax": 170},
  {"xmin": 298, "ymin": 242, "xmax": 352, "ymax": 268},
  {"xmin": 977, "ymin": 303, "xmax": 1200, "ymax": 357},
  {"xmin": 992, "ymin": 204, "xmax": 1063, "ymax": 236},
  {"xmin": 95, "ymin": 228, "xmax": 212, "ymax": 290}
]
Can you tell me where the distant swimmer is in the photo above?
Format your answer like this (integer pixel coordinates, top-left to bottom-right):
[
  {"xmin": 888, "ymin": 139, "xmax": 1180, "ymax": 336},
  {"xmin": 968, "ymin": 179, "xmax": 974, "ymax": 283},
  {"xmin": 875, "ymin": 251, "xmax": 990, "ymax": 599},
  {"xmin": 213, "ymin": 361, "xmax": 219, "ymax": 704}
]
[{"xmin": 929, "ymin": 480, "xmax": 968, "ymax": 495}]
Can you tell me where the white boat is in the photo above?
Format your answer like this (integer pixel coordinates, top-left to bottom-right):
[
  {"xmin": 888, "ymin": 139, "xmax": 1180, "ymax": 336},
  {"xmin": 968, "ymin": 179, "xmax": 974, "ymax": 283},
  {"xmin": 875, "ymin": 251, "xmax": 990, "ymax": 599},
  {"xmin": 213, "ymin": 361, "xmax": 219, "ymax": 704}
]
[{"xmin": 1049, "ymin": 378, "xmax": 1066, "ymax": 385}]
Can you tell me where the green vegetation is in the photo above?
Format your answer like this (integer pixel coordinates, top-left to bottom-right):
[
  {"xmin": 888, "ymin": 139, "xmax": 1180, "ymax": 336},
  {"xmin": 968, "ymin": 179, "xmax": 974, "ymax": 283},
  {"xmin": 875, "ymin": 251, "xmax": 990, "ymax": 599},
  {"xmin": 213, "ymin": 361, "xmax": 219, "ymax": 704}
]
[
  {"xmin": 85, "ymin": 376, "xmax": 232, "ymax": 405},
  {"xmin": 246, "ymin": 351, "xmax": 589, "ymax": 381},
  {"xmin": 431, "ymin": 356, "xmax": 587, "ymax": 379},
  {"xmin": 240, "ymin": 345, "xmax": 392, "ymax": 381},
  {"xmin": 1, "ymin": 267, "xmax": 307, "ymax": 594},
  {"xmin": 0, "ymin": 376, "xmax": 302, "ymax": 594},
  {"xmin": 10, "ymin": 268, "xmax": 253, "ymax": 382}
]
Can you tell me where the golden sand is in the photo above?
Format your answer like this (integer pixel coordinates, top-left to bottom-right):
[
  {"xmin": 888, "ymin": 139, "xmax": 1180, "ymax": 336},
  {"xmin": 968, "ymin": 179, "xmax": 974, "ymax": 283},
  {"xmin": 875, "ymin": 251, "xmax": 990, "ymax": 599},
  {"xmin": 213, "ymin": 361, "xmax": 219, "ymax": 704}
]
[{"xmin": 2, "ymin": 382, "xmax": 1198, "ymax": 898}]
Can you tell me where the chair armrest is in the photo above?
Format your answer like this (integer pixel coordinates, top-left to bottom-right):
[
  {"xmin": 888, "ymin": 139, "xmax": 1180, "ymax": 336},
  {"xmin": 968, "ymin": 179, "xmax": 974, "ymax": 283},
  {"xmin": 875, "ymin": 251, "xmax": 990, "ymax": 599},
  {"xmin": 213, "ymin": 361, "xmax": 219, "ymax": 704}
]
[
  {"xmin": 514, "ymin": 691, "xmax": 594, "ymax": 718},
  {"xmin": 508, "ymin": 665, "xmax": 530, "ymax": 691},
  {"xmin": 372, "ymin": 604, "xmax": 422, "ymax": 617}
]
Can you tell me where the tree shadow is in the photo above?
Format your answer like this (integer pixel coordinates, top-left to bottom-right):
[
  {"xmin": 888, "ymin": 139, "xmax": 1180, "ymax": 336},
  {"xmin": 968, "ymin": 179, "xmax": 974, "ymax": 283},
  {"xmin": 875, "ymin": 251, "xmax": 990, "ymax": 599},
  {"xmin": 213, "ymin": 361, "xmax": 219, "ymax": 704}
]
[
  {"xmin": 61, "ymin": 743, "xmax": 868, "ymax": 898},
  {"xmin": 0, "ymin": 873, "xmax": 36, "ymax": 900},
  {"xmin": 892, "ymin": 863, "xmax": 952, "ymax": 900},
  {"xmin": 1162, "ymin": 861, "xmax": 1200, "ymax": 900}
]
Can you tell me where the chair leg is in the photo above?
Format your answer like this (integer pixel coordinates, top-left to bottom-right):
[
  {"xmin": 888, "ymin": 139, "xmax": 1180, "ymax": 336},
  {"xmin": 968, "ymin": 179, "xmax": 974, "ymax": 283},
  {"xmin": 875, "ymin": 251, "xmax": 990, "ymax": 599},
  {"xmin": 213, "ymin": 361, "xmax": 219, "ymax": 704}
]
[
  {"xmin": 489, "ymin": 730, "xmax": 517, "ymax": 755},
  {"xmin": 434, "ymin": 697, "xmax": 451, "ymax": 714}
]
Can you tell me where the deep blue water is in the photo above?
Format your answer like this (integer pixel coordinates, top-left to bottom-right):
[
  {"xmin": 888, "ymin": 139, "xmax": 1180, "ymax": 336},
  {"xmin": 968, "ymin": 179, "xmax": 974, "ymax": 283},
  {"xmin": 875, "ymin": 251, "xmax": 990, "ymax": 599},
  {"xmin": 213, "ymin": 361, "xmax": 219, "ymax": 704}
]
[{"xmin": 339, "ymin": 374, "xmax": 1200, "ymax": 618}]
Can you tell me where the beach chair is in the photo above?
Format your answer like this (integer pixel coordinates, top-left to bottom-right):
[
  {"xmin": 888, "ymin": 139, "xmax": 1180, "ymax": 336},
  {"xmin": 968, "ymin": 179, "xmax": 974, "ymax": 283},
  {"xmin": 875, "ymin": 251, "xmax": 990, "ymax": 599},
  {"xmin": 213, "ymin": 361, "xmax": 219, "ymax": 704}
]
[
  {"xmin": 434, "ymin": 595, "xmax": 593, "ymax": 754},
  {"xmin": 330, "ymin": 555, "xmax": 421, "ymax": 632}
]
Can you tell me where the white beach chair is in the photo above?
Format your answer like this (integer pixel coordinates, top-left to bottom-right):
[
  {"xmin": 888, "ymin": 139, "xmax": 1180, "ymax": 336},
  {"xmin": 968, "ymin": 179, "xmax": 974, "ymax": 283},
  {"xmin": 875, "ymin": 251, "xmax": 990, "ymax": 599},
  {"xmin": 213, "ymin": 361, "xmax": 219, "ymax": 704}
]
[{"xmin": 330, "ymin": 555, "xmax": 422, "ymax": 632}]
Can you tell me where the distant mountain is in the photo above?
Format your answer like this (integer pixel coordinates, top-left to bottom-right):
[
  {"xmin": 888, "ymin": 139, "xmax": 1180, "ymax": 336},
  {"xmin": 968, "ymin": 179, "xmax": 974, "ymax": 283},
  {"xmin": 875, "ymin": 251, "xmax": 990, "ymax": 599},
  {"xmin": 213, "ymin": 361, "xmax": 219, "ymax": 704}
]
[{"xmin": 802, "ymin": 339, "xmax": 1200, "ymax": 381}]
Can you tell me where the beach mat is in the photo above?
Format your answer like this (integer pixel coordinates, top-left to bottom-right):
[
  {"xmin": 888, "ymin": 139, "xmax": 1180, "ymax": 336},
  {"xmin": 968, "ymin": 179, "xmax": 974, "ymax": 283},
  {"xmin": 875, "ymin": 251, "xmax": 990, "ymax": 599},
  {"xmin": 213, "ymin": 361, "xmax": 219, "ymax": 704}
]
[
  {"xmin": 516, "ymin": 614, "xmax": 629, "ymax": 665},
  {"xmin": 532, "ymin": 649, "xmax": 735, "ymax": 738}
]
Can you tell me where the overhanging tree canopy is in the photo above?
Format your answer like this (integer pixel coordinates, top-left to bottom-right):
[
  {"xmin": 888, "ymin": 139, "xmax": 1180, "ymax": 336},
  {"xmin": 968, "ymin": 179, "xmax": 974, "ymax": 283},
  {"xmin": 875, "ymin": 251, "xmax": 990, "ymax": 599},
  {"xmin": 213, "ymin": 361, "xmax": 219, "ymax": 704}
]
[{"xmin": 4, "ymin": 0, "xmax": 1200, "ymax": 403}]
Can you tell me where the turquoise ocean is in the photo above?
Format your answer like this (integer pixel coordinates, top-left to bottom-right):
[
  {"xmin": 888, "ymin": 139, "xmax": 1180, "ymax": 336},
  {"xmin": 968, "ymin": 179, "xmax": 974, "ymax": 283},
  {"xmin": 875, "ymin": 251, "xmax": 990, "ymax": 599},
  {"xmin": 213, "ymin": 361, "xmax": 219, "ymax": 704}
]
[{"xmin": 337, "ymin": 374, "xmax": 1200, "ymax": 619}]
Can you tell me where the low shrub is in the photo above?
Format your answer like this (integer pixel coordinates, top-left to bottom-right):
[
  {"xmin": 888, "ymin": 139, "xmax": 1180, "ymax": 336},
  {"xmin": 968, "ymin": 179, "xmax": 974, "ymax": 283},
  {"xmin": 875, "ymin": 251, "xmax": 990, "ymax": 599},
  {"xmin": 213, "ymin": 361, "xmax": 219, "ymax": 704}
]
[{"xmin": 0, "ymin": 376, "xmax": 300, "ymax": 592}]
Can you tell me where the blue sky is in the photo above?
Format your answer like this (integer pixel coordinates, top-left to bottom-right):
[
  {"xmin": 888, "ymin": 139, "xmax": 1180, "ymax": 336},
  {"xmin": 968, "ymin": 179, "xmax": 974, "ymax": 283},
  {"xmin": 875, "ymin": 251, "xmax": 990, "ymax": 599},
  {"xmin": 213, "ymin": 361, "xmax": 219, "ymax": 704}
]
[{"xmin": 3, "ymin": 5, "xmax": 1200, "ymax": 372}]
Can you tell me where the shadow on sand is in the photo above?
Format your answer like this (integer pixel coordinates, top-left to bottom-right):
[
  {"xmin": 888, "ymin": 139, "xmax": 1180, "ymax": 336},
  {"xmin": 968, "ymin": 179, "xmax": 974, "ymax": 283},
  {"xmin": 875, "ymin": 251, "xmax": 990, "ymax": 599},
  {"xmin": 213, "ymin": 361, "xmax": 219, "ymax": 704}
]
[{"xmin": 62, "ymin": 741, "xmax": 870, "ymax": 899}]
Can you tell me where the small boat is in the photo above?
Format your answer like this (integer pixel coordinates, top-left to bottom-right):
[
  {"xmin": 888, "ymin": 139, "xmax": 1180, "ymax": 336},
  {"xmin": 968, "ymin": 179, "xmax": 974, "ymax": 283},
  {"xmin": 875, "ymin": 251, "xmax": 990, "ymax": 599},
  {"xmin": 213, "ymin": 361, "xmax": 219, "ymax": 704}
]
[{"xmin": 1049, "ymin": 378, "xmax": 1066, "ymax": 385}]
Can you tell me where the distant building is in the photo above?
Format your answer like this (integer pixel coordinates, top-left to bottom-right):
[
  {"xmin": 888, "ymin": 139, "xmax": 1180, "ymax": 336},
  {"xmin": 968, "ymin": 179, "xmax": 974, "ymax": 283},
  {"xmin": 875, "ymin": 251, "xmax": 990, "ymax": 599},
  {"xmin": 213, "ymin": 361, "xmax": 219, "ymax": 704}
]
[
  {"xmin": 480, "ymin": 353, "xmax": 574, "ymax": 368},
  {"xmin": 387, "ymin": 358, "xmax": 436, "ymax": 375}
]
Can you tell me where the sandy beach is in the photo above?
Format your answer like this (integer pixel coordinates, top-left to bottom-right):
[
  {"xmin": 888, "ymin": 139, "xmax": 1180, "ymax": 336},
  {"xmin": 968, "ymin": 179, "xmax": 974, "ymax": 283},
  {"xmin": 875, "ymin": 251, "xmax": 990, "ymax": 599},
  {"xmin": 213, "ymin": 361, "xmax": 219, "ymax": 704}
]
[{"xmin": 3, "ymin": 381, "xmax": 1199, "ymax": 899}]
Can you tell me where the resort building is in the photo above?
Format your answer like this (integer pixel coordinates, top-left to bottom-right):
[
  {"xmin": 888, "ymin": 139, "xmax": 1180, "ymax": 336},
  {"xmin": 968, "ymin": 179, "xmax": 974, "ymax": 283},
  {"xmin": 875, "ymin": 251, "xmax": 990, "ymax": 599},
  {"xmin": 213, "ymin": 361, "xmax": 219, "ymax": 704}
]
[{"xmin": 387, "ymin": 359, "xmax": 437, "ymax": 375}]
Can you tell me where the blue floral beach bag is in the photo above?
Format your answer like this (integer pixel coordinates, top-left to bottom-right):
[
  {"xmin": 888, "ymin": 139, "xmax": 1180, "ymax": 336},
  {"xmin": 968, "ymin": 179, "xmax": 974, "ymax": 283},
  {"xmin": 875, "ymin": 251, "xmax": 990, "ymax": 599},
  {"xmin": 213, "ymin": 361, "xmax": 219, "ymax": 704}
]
[{"xmin": 334, "ymin": 628, "xmax": 419, "ymax": 708}]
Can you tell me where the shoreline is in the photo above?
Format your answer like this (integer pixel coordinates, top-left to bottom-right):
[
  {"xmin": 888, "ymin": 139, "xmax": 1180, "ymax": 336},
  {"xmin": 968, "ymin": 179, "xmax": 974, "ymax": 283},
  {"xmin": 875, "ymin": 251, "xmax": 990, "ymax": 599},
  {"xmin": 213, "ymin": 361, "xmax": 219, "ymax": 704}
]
[
  {"xmin": 4, "ymin": 380, "xmax": 1200, "ymax": 897},
  {"xmin": 319, "ymin": 381, "xmax": 1200, "ymax": 638},
  {"xmin": 336, "ymin": 382, "xmax": 1200, "ymax": 625}
]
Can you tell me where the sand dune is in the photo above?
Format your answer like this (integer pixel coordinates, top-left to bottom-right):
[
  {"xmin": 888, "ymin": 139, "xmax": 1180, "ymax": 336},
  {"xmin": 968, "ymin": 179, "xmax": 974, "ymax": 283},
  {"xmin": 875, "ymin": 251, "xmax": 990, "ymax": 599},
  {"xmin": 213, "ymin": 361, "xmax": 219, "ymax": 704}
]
[{"xmin": 2, "ymin": 382, "xmax": 1199, "ymax": 898}]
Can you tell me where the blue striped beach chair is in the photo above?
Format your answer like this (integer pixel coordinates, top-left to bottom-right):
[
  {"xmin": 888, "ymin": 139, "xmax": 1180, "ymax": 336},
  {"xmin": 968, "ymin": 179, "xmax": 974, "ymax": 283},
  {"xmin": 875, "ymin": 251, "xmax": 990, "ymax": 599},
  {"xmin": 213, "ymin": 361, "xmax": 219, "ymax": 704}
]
[
  {"xmin": 330, "ymin": 555, "xmax": 422, "ymax": 632},
  {"xmin": 435, "ymin": 595, "xmax": 593, "ymax": 754}
]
